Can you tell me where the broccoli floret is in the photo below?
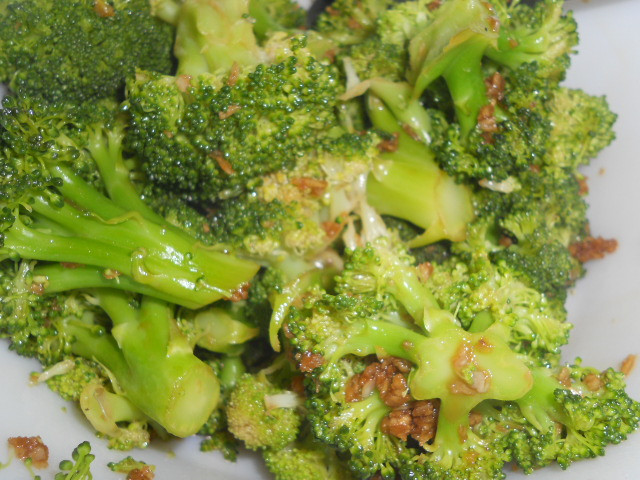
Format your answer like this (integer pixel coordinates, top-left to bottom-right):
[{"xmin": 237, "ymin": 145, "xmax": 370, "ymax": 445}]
[
  {"xmin": 501, "ymin": 363, "xmax": 640, "ymax": 472},
  {"xmin": 43, "ymin": 358, "xmax": 106, "ymax": 402},
  {"xmin": 152, "ymin": 0, "xmax": 264, "ymax": 75},
  {"xmin": 54, "ymin": 441, "xmax": 95, "ymax": 480},
  {"xmin": 195, "ymin": 354, "xmax": 249, "ymax": 461},
  {"xmin": 179, "ymin": 305, "xmax": 260, "ymax": 355},
  {"xmin": 335, "ymin": 0, "xmax": 577, "ymax": 186},
  {"xmin": 486, "ymin": 0, "xmax": 578, "ymax": 81},
  {"xmin": 275, "ymin": 230, "xmax": 640, "ymax": 478},
  {"xmin": 0, "ymin": 94, "xmax": 258, "ymax": 309},
  {"xmin": 333, "ymin": 0, "xmax": 438, "ymax": 82},
  {"xmin": 427, "ymin": 252, "xmax": 571, "ymax": 366},
  {"xmin": 427, "ymin": 63, "xmax": 553, "ymax": 184},
  {"xmin": 0, "ymin": 0, "xmax": 174, "ymax": 104},
  {"xmin": 315, "ymin": 0, "xmax": 395, "ymax": 48},
  {"xmin": 1, "ymin": 265, "xmax": 221, "ymax": 439},
  {"xmin": 545, "ymin": 87, "xmax": 617, "ymax": 169},
  {"xmin": 226, "ymin": 370, "xmax": 303, "ymax": 451},
  {"xmin": 463, "ymin": 165, "xmax": 588, "ymax": 299},
  {"xmin": 0, "ymin": 94, "xmax": 263, "ymax": 440},
  {"xmin": 281, "ymin": 237, "xmax": 533, "ymax": 478},
  {"xmin": 107, "ymin": 456, "xmax": 155, "ymax": 478},
  {"xmin": 263, "ymin": 436, "xmax": 355, "ymax": 480},
  {"xmin": 198, "ymin": 409, "xmax": 240, "ymax": 462},
  {"xmin": 125, "ymin": 45, "xmax": 343, "ymax": 204}
]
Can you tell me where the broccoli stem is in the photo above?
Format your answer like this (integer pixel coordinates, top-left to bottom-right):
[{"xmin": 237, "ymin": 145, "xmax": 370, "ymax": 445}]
[
  {"xmin": 439, "ymin": 37, "xmax": 491, "ymax": 139},
  {"xmin": 2, "ymin": 215, "xmax": 224, "ymax": 309},
  {"xmin": 515, "ymin": 367, "xmax": 566, "ymax": 433},
  {"xmin": 85, "ymin": 127, "xmax": 166, "ymax": 225},
  {"xmin": 366, "ymin": 95, "xmax": 474, "ymax": 246},
  {"xmin": 248, "ymin": 0, "xmax": 286, "ymax": 41},
  {"xmin": 66, "ymin": 290, "xmax": 221, "ymax": 438},
  {"xmin": 406, "ymin": 0, "xmax": 496, "ymax": 138},
  {"xmin": 50, "ymin": 164, "xmax": 126, "ymax": 220},
  {"xmin": 173, "ymin": 0, "xmax": 262, "ymax": 76},
  {"xmin": 2, "ymin": 164, "xmax": 259, "ymax": 308},
  {"xmin": 35, "ymin": 263, "xmax": 197, "ymax": 308},
  {"xmin": 368, "ymin": 81, "xmax": 433, "ymax": 145}
]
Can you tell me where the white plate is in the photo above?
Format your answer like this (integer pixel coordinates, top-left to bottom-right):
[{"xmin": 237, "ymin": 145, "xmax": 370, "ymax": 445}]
[{"xmin": 1, "ymin": 1, "xmax": 639, "ymax": 478}]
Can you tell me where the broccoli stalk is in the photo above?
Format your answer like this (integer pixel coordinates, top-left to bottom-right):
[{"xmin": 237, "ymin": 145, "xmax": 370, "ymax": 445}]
[
  {"xmin": 0, "ymin": 96, "xmax": 259, "ymax": 309},
  {"xmin": 365, "ymin": 94, "xmax": 474, "ymax": 246},
  {"xmin": 407, "ymin": 0, "xmax": 498, "ymax": 138},
  {"xmin": 79, "ymin": 384, "xmax": 153, "ymax": 449},
  {"xmin": 153, "ymin": 0, "xmax": 265, "ymax": 75},
  {"xmin": 68, "ymin": 290, "xmax": 220, "ymax": 438}
]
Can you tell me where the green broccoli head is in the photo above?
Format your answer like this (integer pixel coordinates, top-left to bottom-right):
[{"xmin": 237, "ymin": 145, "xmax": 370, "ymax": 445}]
[
  {"xmin": 0, "ymin": 0, "xmax": 174, "ymax": 104},
  {"xmin": 486, "ymin": 0, "xmax": 578, "ymax": 81},
  {"xmin": 545, "ymin": 87, "xmax": 617, "ymax": 169},
  {"xmin": 125, "ymin": 45, "xmax": 344, "ymax": 204},
  {"xmin": 281, "ymin": 238, "xmax": 534, "ymax": 479},
  {"xmin": 426, "ymin": 252, "xmax": 571, "ymax": 366},
  {"xmin": 226, "ymin": 372, "xmax": 303, "ymax": 450},
  {"xmin": 505, "ymin": 363, "xmax": 640, "ymax": 472},
  {"xmin": 315, "ymin": 0, "xmax": 396, "ymax": 48},
  {"xmin": 467, "ymin": 165, "xmax": 589, "ymax": 299}
]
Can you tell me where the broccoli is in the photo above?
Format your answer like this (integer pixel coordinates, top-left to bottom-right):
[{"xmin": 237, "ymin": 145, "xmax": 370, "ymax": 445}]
[
  {"xmin": 427, "ymin": 63, "xmax": 554, "ymax": 184},
  {"xmin": 195, "ymin": 354, "xmax": 249, "ymax": 461},
  {"xmin": 315, "ymin": 0, "xmax": 396, "ymax": 48},
  {"xmin": 108, "ymin": 456, "xmax": 155, "ymax": 478},
  {"xmin": 226, "ymin": 369, "xmax": 303, "ymax": 451},
  {"xmin": 42, "ymin": 358, "xmax": 106, "ymax": 403},
  {"xmin": 544, "ymin": 87, "xmax": 617, "ymax": 169},
  {"xmin": 1, "ymin": 261, "xmax": 220, "ymax": 439},
  {"xmin": 0, "ymin": 94, "xmax": 258, "ymax": 309},
  {"xmin": 275, "ymin": 234, "xmax": 640, "ymax": 479},
  {"xmin": 481, "ymin": 363, "xmax": 640, "ymax": 472},
  {"xmin": 281, "ymin": 237, "xmax": 533, "ymax": 478},
  {"xmin": 365, "ymin": 94, "xmax": 474, "ymax": 247},
  {"xmin": 249, "ymin": 0, "xmax": 308, "ymax": 42},
  {"xmin": 54, "ymin": 441, "xmax": 95, "ymax": 480},
  {"xmin": 151, "ymin": 0, "xmax": 263, "ymax": 75},
  {"xmin": 0, "ymin": 93, "xmax": 261, "ymax": 441},
  {"xmin": 0, "ymin": 0, "xmax": 635, "ymax": 477},
  {"xmin": 426, "ymin": 251, "xmax": 572, "ymax": 366},
  {"xmin": 221, "ymin": 352, "xmax": 355, "ymax": 479},
  {"xmin": 263, "ymin": 429, "xmax": 356, "ymax": 480},
  {"xmin": 456, "ymin": 161, "xmax": 590, "ymax": 300},
  {"xmin": 0, "ymin": 0, "xmax": 174, "ymax": 104},
  {"xmin": 125, "ymin": 40, "xmax": 345, "ymax": 205},
  {"xmin": 328, "ymin": 0, "xmax": 578, "ymax": 185},
  {"xmin": 485, "ymin": 0, "xmax": 578, "ymax": 81}
]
